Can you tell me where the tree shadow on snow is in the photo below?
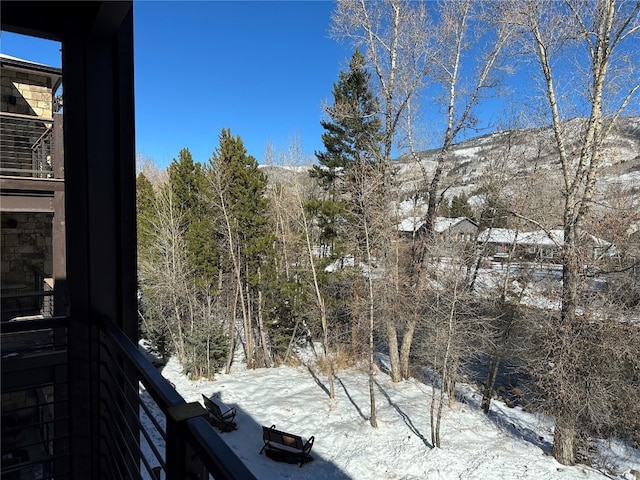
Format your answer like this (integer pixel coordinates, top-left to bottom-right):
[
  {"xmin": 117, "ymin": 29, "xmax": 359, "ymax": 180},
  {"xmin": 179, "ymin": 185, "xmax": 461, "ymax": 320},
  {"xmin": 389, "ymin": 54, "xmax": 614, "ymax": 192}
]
[
  {"xmin": 486, "ymin": 404, "xmax": 553, "ymax": 455},
  {"xmin": 375, "ymin": 381, "xmax": 433, "ymax": 449},
  {"xmin": 454, "ymin": 359, "xmax": 553, "ymax": 455},
  {"xmin": 335, "ymin": 375, "xmax": 368, "ymax": 421},
  {"xmin": 305, "ymin": 364, "xmax": 331, "ymax": 398},
  {"xmin": 410, "ymin": 362, "xmax": 552, "ymax": 455}
]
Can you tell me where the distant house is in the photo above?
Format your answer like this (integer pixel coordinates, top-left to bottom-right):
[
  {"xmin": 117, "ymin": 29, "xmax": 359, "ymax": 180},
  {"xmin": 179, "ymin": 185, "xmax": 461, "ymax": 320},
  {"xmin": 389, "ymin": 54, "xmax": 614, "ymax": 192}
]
[
  {"xmin": 477, "ymin": 228, "xmax": 613, "ymax": 262},
  {"xmin": 476, "ymin": 228, "xmax": 522, "ymax": 260},
  {"xmin": 398, "ymin": 216, "xmax": 478, "ymax": 243},
  {"xmin": 397, "ymin": 216, "xmax": 424, "ymax": 240},
  {"xmin": 517, "ymin": 230, "xmax": 565, "ymax": 261}
]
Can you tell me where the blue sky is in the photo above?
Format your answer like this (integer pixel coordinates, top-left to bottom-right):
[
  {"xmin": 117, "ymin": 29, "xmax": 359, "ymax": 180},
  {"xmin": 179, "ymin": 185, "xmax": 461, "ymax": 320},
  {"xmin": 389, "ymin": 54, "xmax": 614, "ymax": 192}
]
[
  {"xmin": 134, "ymin": 1, "xmax": 352, "ymax": 167},
  {"xmin": 7, "ymin": 3, "xmax": 632, "ymax": 170},
  {"xmin": 1, "ymin": 1, "xmax": 353, "ymax": 168},
  {"xmin": 0, "ymin": 1, "xmax": 520, "ymax": 170}
]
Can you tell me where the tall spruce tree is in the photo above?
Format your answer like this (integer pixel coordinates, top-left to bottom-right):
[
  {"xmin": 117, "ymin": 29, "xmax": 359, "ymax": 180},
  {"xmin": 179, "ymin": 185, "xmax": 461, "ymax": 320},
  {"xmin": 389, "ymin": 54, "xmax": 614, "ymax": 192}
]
[
  {"xmin": 310, "ymin": 48, "xmax": 383, "ymax": 260},
  {"xmin": 136, "ymin": 172, "xmax": 156, "ymax": 262},
  {"xmin": 209, "ymin": 129, "xmax": 275, "ymax": 368},
  {"xmin": 211, "ymin": 130, "xmax": 272, "ymax": 267},
  {"xmin": 167, "ymin": 148, "xmax": 219, "ymax": 288},
  {"xmin": 311, "ymin": 49, "xmax": 385, "ymax": 427}
]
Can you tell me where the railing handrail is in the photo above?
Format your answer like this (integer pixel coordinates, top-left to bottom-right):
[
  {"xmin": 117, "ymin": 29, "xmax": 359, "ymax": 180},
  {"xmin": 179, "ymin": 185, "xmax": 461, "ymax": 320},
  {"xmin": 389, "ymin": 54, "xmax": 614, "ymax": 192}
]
[
  {"xmin": 100, "ymin": 319, "xmax": 257, "ymax": 480},
  {"xmin": 1, "ymin": 290, "xmax": 55, "ymax": 300},
  {"xmin": 0, "ymin": 167, "xmax": 54, "ymax": 175},
  {"xmin": 31, "ymin": 125, "xmax": 54, "ymax": 152},
  {"xmin": 101, "ymin": 318, "xmax": 184, "ymax": 409},
  {"xmin": 0, "ymin": 315, "xmax": 68, "ymax": 333},
  {"xmin": 0, "ymin": 111, "xmax": 55, "ymax": 123},
  {"xmin": 186, "ymin": 416, "xmax": 258, "ymax": 480}
]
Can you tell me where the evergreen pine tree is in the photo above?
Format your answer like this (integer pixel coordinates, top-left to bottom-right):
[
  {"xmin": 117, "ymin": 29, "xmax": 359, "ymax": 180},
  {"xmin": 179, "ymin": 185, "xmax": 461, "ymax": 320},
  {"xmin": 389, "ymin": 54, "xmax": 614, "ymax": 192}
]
[
  {"xmin": 211, "ymin": 129, "xmax": 272, "ymax": 269},
  {"xmin": 309, "ymin": 48, "xmax": 383, "ymax": 259},
  {"xmin": 167, "ymin": 148, "xmax": 219, "ymax": 288},
  {"xmin": 210, "ymin": 129, "xmax": 276, "ymax": 366},
  {"xmin": 167, "ymin": 148, "xmax": 200, "ymax": 215},
  {"xmin": 450, "ymin": 193, "xmax": 473, "ymax": 218},
  {"xmin": 136, "ymin": 172, "xmax": 156, "ymax": 261}
]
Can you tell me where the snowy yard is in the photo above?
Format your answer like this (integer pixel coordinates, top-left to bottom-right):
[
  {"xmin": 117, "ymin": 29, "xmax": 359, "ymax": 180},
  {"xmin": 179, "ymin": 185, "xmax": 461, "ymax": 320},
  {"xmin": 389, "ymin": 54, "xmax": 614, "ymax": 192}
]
[{"xmin": 142, "ymin": 348, "xmax": 640, "ymax": 480}]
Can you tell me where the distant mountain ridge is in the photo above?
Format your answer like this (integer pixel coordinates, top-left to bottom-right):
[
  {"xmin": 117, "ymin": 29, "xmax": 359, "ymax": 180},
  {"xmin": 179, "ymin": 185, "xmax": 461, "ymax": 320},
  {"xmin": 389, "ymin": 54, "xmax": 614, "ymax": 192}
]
[
  {"xmin": 261, "ymin": 116, "xmax": 640, "ymax": 207},
  {"xmin": 392, "ymin": 116, "xmax": 640, "ymax": 201}
]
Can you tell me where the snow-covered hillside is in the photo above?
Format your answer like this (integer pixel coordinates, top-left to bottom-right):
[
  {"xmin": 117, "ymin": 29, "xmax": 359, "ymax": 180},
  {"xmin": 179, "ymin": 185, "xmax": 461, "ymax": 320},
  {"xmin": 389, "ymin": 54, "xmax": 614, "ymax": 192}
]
[
  {"xmin": 391, "ymin": 116, "xmax": 640, "ymax": 201},
  {"xmin": 262, "ymin": 116, "xmax": 640, "ymax": 206},
  {"xmin": 141, "ymin": 348, "xmax": 640, "ymax": 480}
]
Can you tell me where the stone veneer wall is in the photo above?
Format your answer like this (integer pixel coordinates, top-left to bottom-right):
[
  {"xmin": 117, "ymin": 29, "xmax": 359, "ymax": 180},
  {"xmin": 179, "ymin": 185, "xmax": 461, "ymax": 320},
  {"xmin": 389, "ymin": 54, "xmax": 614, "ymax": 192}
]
[
  {"xmin": 1, "ymin": 212, "xmax": 53, "ymax": 288},
  {"xmin": 1, "ymin": 67, "xmax": 54, "ymax": 173},
  {"xmin": 1, "ymin": 68, "xmax": 54, "ymax": 118}
]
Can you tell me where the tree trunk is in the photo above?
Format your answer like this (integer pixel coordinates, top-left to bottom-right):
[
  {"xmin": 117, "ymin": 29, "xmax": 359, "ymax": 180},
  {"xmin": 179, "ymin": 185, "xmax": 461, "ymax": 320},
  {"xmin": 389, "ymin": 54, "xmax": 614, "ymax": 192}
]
[
  {"xmin": 257, "ymin": 286, "xmax": 271, "ymax": 368},
  {"xmin": 351, "ymin": 280, "xmax": 361, "ymax": 357},
  {"xmin": 552, "ymin": 414, "xmax": 576, "ymax": 466},
  {"xmin": 429, "ymin": 363, "xmax": 439, "ymax": 448},
  {"xmin": 399, "ymin": 317, "xmax": 417, "ymax": 379},
  {"xmin": 245, "ymin": 274, "xmax": 255, "ymax": 369},
  {"xmin": 386, "ymin": 321, "xmax": 401, "ymax": 382},
  {"xmin": 446, "ymin": 356, "xmax": 459, "ymax": 409},
  {"xmin": 369, "ymin": 357, "xmax": 378, "ymax": 428},
  {"xmin": 481, "ymin": 351, "xmax": 500, "ymax": 414},
  {"xmin": 323, "ymin": 300, "xmax": 336, "ymax": 399},
  {"xmin": 224, "ymin": 284, "xmax": 238, "ymax": 374}
]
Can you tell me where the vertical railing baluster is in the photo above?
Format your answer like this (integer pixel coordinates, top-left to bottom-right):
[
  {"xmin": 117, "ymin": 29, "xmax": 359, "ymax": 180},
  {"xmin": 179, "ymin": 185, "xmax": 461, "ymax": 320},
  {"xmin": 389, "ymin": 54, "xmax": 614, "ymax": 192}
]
[{"xmin": 165, "ymin": 403, "xmax": 208, "ymax": 479}]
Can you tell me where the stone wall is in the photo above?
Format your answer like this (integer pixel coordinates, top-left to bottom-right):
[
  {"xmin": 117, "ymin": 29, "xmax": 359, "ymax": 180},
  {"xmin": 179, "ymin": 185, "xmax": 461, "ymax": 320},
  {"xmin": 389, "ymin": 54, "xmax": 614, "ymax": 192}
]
[
  {"xmin": 1, "ymin": 212, "xmax": 53, "ymax": 287},
  {"xmin": 1, "ymin": 68, "xmax": 54, "ymax": 118},
  {"xmin": 1, "ymin": 66, "xmax": 55, "ymax": 173}
]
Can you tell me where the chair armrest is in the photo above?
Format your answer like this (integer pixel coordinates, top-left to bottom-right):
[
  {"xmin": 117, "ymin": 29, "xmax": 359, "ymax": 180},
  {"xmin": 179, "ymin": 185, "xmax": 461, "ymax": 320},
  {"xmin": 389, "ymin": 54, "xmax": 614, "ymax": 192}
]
[
  {"xmin": 303, "ymin": 436, "xmax": 314, "ymax": 454},
  {"xmin": 222, "ymin": 406, "xmax": 236, "ymax": 421}
]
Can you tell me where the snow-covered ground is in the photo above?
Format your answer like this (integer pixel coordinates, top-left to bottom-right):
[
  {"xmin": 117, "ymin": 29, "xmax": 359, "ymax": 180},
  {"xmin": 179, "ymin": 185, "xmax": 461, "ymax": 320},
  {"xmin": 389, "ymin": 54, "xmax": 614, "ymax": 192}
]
[{"xmin": 141, "ymin": 347, "xmax": 640, "ymax": 480}]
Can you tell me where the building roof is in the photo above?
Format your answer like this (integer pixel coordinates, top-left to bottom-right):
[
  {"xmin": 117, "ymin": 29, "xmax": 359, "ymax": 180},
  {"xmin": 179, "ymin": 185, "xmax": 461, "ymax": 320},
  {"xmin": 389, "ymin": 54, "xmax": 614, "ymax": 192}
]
[
  {"xmin": 1, "ymin": 53, "xmax": 62, "ymax": 77},
  {"xmin": 434, "ymin": 217, "xmax": 476, "ymax": 233},
  {"xmin": 518, "ymin": 230, "xmax": 564, "ymax": 246},
  {"xmin": 1, "ymin": 54, "xmax": 62, "ymax": 97},
  {"xmin": 477, "ymin": 228, "xmax": 520, "ymax": 244},
  {"xmin": 478, "ymin": 228, "xmax": 611, "ymax": 248},
  {"xmin": 397, "ymin": 216, "xmax": 424, "ymax": 233},
  {"xmin": 397, "ymin": 216, "xmax": 476, "ymax": 234}
]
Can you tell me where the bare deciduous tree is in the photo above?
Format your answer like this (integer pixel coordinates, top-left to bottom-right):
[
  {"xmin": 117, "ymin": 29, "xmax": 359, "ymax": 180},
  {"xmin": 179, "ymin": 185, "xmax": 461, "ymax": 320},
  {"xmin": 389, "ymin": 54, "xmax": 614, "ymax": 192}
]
[
  {"xmin": 506, "ymin": 0, "xmax": 639, "ymax": 464},
  {"xmin": 331, "ymin": 0, "xmax": 434, "ymax": 382}
]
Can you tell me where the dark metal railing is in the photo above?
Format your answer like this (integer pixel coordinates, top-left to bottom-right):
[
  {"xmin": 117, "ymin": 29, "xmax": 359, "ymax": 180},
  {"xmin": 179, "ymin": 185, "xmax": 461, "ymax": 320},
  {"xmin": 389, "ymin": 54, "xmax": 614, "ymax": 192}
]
[
  {"xmin": 2, "ymin": 316, "xmax": 256, "ymax": 479},
  {"xmin": 0, "ymin": 316, "xmax": 70, "ymax": 480},
  {"xmin": 0, "ymin": 290, "xmax": 55, "ymax": 321},
  {"xmin": 0, "ymin": 112, "xmax": 62, "ymax": 179},
  {"xmin": 101, "ymin": 320, "xmax": 257, "ymax": 480}
]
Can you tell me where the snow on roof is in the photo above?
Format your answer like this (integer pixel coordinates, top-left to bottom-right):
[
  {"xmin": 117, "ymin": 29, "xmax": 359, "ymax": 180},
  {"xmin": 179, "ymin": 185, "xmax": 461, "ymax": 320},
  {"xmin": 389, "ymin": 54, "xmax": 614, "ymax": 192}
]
[
  {"xmin": 0, "ymin": 53, "xmax": 62, "ymax": 76},
  {"xmin": 0, "ymin": 53, "xmax": 32, "ymax": 63},
  {"xmin": 398, "ymin": 216, "xmax": 472, "ymax": 233},
  {"xmin": 478, "ymin": 228, "xmax": 611, "ymax": 248},
  {"xmin": 477, "ymin": 228, "xmax": 520, "ymax": 244},
  {"xmin": 397, "ymin": 216, "xmax": 424, "ymax": 233},
  {"xmin": 518, "ymin": 230, "xmax": 564, "ymax": 246},
  {"xmin": 434, "ymin": 217, "xmax": 469, "ymax": 233}
]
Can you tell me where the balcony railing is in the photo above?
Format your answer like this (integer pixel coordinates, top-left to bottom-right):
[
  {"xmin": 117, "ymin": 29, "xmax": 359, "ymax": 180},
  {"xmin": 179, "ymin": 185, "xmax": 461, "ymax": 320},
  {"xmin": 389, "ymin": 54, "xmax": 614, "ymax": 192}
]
[
  {"xmin": 1, "ymin": 316, "xmax": 69, "ymax": 480},
  {"xmin": 1, "ymin": 316, "xmax": 256, "ymax": 480},
  {"xmin": 0, "ymin": 266, "xmax": 56, "ymax": 321},
  {"xmin": 101, "ymin": 319, "xmax": 257, "ymax": 479},
  {"xmin": 0, "ymin": 112, "xmax": 61, "ymax": 179}
]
